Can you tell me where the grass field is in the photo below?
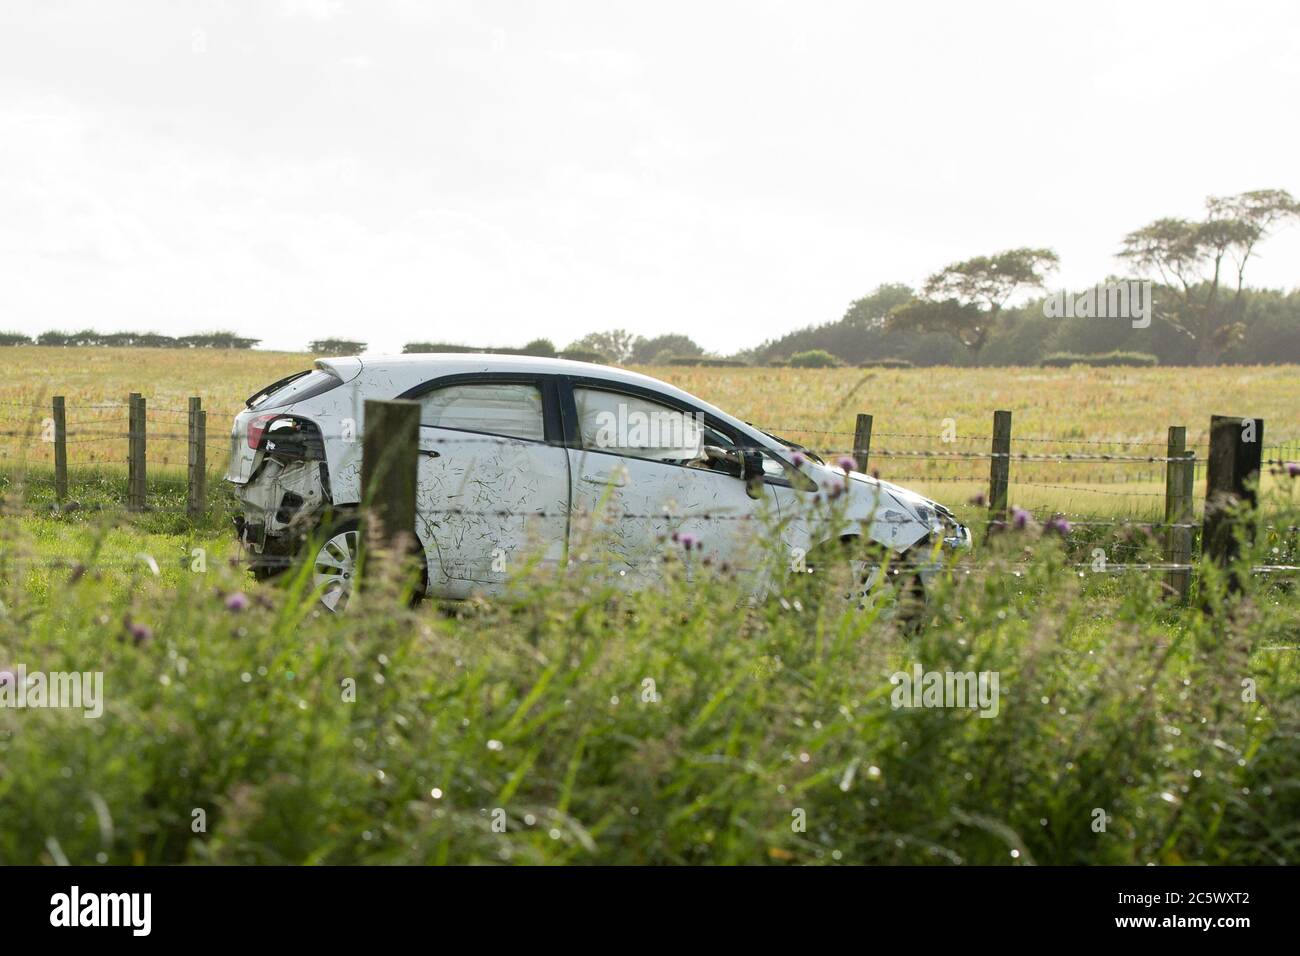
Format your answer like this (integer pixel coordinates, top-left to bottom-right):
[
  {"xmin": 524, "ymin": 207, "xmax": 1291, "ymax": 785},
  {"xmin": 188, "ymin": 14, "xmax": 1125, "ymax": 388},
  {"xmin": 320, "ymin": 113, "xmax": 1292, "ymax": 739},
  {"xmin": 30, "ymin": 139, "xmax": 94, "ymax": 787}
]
[
  {"xmin": 1, "ymin": 347, "xmax": 1298, "ymax": 865},
  {"xmin": 2, "ymin": 346, "xmax": 1298, "ymax": 519}
]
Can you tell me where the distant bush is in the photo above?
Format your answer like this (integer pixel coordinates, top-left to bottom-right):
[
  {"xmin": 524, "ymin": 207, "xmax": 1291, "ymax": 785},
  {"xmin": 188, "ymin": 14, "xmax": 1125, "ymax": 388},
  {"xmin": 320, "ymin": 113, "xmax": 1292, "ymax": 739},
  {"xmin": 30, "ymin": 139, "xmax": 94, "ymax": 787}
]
[
  {"xmin": 664, "ymin": 356, "xmax": 750, "ymax": 367},
  {"xmin": 786, "ymin": 349, "xmax": 842, "ymax": 369},
  {"xmin": 30, "ymin": 330, "xmax": 259, "ymax": 349},
  {"xmin": 0, "ymin": 331, "xmax": 32, "ymax": 346},
  {"xmin": 310, "ymin": 339, "xmax": 367, "ymax": 356},
  {"xmin": 858, "ymin": 358, "xmax": 914, "ymax": 369},
  {"xmin": 1040, "ymin": 351, "xmax": 1158, "ymax": 368},
  {"xmin": 522, "ymin": 338, "xmax": 557, "ymax": 357}
]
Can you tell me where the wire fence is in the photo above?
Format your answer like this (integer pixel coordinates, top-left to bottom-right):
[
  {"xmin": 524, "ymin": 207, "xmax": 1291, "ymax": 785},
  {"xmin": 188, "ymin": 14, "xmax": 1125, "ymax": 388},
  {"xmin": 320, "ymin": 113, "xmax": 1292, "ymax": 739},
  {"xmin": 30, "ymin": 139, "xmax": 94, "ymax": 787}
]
[{"xmin": 2, "ymin": 398, "xmax": 1297, "ymax": 566}]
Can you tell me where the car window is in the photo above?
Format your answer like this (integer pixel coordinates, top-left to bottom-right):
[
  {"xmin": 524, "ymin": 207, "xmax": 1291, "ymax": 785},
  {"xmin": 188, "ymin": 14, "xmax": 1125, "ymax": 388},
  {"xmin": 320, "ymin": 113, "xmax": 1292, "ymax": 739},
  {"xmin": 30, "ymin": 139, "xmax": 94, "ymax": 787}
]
[
  {"xmin": 418, "ymin": 382, "xmax": 544, "ymax": 441},
  {"xmin": 574, "ymin": 387, "xmax": 704, "ymax": 462},
  {"xmin": 247, "ymin": 369, "xmax": 342, "ymax": 410},
  {"xmin": 701, "ymin": 423, "xmax": 791, "ymax": 480}
]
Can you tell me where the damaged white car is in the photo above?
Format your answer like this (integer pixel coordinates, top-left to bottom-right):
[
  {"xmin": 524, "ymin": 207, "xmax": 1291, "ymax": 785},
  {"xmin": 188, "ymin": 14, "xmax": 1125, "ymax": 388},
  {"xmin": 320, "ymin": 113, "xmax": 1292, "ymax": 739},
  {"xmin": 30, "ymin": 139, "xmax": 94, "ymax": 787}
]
[{"xmin": 225, "ymin": 354, "xmax": 971, "ymax": 610}]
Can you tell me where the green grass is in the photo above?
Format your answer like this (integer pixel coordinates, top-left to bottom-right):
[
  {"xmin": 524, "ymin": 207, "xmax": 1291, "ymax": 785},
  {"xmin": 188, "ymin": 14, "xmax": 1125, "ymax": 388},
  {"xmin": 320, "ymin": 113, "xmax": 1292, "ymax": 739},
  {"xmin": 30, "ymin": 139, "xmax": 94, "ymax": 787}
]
[{"xmin": 1, "ymin": 479, "xmax": 1297, "ymax": 865}]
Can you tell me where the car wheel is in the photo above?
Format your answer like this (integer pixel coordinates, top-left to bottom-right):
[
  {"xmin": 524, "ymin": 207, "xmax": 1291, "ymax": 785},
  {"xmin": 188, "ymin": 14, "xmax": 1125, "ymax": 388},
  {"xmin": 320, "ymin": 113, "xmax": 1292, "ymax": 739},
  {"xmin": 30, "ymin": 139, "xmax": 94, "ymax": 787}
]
[
  {"xmin": 309, "ymin": 519, "xmax": 428, "ymax": 613},
  {"xmin": 803, "ymin": 538, "xmax": 927, "ymax": 631},
  {"xmin": 312, "ymin": 520, "xmax": 360, "ymax": 613}
]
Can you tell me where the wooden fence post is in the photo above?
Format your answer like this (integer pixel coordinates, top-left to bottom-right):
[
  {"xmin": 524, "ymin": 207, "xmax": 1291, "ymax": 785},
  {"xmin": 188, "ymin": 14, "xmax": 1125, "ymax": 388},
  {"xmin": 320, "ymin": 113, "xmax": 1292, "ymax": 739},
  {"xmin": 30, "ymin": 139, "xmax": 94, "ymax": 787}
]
[
  {"xmin": 1163, "ymin": 426, "xmax": 1194, "ymax": 603},
  {"xmin": 52, "ymin": 396, "xmax": 68, "ymax": 502},
  {"xmin": 987, "ymin": 410, "xmax": 1012, "ymax": 528},
  {"xmin": 127, "ymin": 393, "xmax": 147, "ymax": 511},
  {"xmin": 187, "ymin": 397, "xmax": 206, "ymax": 518},
  {"xmin": 853, "ymin": 413, "xmax": 873, "ymax": 473},
  {"xmin": 360, "ymin": 399, "xmax": 420, "ymax": 591},
  {"xmin": 1202, "ymin": 414, "xmax": 1263, "ymax": 593}
]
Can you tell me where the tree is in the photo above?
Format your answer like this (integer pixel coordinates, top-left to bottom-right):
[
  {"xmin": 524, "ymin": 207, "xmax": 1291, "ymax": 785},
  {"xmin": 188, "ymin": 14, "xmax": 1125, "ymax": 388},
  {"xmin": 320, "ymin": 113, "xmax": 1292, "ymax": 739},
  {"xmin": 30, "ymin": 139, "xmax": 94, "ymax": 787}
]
[
  {"xmin": 1118, "ymin": 189, "xmax": 1299, "ymax": 362},
  {"xmin": 889, "ymin": 248, "xmax": 1059, "ymax": 355},
  {"xmin": 566, "ymin": 329, "xmax": 636, "ymax": 364},
  {"xmin": 310, "ymin": 339, "xmax": 367, "ymax": 355},
  {"xmin": 630, "ymin": 333, "xmax": 704, "ymax": 364},
  {"xmin": 521, "ymin": 338, "xmax": 557, "ymax": 357}
]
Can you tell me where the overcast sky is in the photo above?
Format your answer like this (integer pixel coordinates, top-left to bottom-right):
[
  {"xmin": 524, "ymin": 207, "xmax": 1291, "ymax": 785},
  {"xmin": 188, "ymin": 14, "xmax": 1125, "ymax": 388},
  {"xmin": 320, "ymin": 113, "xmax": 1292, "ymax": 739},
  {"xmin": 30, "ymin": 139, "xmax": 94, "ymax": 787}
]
[{"xmin": 2, "ymin": 0, "xmax": 1297, "ymax": 354}]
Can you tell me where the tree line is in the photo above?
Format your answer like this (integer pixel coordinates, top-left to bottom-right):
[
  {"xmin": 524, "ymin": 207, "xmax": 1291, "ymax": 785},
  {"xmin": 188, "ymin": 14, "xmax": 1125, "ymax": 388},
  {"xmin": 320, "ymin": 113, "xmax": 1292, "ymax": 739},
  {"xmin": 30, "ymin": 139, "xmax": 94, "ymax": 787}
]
[{"xmin": 0, "ymin": 329, "xmax": 261, "ymax": 349}]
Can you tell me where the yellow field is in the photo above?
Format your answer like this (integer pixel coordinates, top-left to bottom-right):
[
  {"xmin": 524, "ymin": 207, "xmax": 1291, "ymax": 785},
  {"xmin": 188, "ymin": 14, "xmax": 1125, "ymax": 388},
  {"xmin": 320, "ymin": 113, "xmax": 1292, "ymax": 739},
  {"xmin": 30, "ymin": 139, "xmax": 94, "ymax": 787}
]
[{"xmin": 1, "ymin": 346, "xmax": 1297, "ymax": 517}]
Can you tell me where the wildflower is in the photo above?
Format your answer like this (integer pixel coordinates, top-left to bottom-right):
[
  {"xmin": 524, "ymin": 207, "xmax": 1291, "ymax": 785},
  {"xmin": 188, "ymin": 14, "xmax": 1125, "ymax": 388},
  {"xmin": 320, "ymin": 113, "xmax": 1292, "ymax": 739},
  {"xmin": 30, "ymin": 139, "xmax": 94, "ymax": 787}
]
[
  {"xmin": 969, "ymin": 492, "xmax": 987, "ymax": 507},
  {"xmin": 837, "ymin": 455, "xmax": 857, "ymax": 473},
  {"xmin": 125, "ymin": 619, "xmax": 153, "ymax": 645},
  {"xmin": 791, "ymin": 451, "xmax": 806, "ymax": 466},
  {"xmin": 1288, "ymin": 461, "xmax": 1300, "ymax": 478},
  {"xmin": 1044, "ymin": 515, "xmax": 1072, "ymax": 536},
  {"xmin": 225, "ymin": 592, "xmax": 250, "ymax": 612},
  {"xmin": 678, "ymin": 532, "xmax": 699, "ymax": 551},
  {"xmin": 1011, "ymin": 507, "xmax": 1032, "ymax": 530}
]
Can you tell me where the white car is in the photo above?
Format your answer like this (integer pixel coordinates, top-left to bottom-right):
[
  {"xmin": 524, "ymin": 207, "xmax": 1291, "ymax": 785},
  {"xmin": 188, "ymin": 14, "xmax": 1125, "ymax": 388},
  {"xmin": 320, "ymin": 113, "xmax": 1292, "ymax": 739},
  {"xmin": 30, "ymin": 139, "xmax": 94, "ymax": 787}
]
[{"xmin": 225, "ymin": 354, "xmax": 971, "ymax": 610}]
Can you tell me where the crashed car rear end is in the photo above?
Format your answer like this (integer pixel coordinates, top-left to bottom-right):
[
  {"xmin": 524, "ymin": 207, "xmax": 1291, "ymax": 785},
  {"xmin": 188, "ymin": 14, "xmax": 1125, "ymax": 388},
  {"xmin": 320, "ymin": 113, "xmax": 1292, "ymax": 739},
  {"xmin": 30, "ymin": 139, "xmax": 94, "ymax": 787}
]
[{"xmin": 226, "ymin": 362, "xmax": 356, "ymax": 576}]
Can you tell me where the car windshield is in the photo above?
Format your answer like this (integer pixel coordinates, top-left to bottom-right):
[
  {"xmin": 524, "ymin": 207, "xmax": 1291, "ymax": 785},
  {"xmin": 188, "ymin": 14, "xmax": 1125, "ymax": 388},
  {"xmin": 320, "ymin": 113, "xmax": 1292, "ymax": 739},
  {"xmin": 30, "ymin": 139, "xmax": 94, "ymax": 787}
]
[{"xmin": 754, "ymin": 427, "xmax": 825, "ymax": 464}]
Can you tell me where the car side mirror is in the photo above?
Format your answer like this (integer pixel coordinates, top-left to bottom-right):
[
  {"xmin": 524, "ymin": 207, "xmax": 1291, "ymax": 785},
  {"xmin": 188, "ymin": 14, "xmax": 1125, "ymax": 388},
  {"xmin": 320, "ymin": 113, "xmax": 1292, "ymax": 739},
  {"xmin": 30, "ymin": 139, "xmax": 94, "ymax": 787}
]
[{"xmin": 742, "ymin": 451, "xmax": 764, "ymax": 499}]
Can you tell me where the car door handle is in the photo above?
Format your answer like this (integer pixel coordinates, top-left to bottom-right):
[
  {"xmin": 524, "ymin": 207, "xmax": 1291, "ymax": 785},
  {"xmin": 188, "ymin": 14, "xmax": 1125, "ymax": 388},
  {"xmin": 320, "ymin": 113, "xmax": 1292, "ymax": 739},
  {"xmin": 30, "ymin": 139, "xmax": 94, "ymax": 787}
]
[
  {"xmin": 581, "ymin": 472, "xmax": 626, "ymax": 487},
  {"xmin": 419, "ymin": 449, "xmax": 440, "ymax": 459}
]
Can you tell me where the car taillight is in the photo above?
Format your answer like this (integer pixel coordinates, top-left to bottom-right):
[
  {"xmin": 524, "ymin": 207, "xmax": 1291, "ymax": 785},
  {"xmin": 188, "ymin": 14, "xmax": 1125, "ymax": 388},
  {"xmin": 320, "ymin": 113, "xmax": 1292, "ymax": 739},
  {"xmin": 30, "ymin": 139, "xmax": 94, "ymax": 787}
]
[{"xmin": 246, "ymin": 414, "xmax": 279, "ymax": 450}]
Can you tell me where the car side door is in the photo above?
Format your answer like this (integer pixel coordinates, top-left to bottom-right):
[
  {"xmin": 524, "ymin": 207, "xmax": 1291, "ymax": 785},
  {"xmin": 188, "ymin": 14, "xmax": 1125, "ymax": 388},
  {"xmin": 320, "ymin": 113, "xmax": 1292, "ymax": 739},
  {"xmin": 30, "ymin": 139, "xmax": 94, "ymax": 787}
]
[
  {"xmin": 400, "ymin": 374, "xmax": 569, "ymax": 599},
  {"xmin": 560, "ymin": 377, "xmax": 783, "ymax": 592}
]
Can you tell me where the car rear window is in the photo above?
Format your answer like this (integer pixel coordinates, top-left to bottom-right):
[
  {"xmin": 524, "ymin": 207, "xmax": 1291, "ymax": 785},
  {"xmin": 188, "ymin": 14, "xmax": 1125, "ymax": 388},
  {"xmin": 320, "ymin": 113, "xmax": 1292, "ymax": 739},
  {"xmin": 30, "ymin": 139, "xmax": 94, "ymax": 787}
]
[{"xmin": 246, "ymin": 369, "xmax": 342, "ymax": 410}]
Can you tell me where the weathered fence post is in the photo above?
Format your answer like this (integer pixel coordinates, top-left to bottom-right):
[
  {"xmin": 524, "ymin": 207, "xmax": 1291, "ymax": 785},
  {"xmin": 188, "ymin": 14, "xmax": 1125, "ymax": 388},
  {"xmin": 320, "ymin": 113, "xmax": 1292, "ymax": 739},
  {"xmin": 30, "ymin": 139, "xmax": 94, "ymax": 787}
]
[
  {"xmin": 360, "ymin": 399, "xmax": 420, "ymax": 591},
  {"xmin": 853, "ymin": 413, "xmax": 873, "ymax": 473},
  {"xmin": 127, "ymin": 393, "xmax": 147, "ymax": 511},
  {"xmin": 1202, "ymin": 414, "xmax": 1263, "ymax": 593},
  {"xmin": 1163, "ymin": 426, "xmax": 1194, "ymax": 603},
  {"xmin": 52, "ymin": 395, "xmax": 68, "ymax": 502},
  {"xmin": 987, "ymin": 409, "xmax": 1012, "ymax": 529},
  {"xmin": 187, "ymin": 396, "xmax": 206, "ymax": 518}
]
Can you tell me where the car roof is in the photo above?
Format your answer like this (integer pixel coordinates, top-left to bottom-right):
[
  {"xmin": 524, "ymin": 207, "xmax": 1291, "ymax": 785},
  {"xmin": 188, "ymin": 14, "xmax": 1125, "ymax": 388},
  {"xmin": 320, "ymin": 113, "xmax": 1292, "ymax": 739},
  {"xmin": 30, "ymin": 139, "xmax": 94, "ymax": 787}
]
[
  {"xmin": 336, "ymin": 351, "xmax": 646, "ymax": 381},
  {"xmin": 322, "ymin": 352, "xmax": 761, "ymax": 438}
]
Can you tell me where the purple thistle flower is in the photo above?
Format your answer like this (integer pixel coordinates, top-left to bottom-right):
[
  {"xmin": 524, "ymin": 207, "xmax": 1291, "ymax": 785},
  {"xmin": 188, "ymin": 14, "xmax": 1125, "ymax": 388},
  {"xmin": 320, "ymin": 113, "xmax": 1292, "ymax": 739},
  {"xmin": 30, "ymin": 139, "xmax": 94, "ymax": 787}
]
[
  {"xmin": 1287, "ymin": 461, "xmax": 1300, "ymax": 478},
  {"xmin": 837, "ymin": 455, "xmax": 857, "ymax": 473},
  {"xmin": 1011, "ymin": 507, "xmax": 1032, "ymax": 530},
  {"xmin": 969, "ymin": 492, "xmax": 987, "ymax": 507},
  {"xmin": 126, "ymin": 620, "xmax": 152, "ymax": 644},
  {"xmin": 225, "ymin": 591, "xmax": 250, "ymax": 612},
  {"xmin": 678, "ymin": 532, "xmax": 699, "ymax": 551},
  {"xmin": 791, "ymin": 451, "xmax": 806, "ymax": 467},
  {"xmin": 1044, "ymin": 515, "xmax": 1072, "ymax": 536}
]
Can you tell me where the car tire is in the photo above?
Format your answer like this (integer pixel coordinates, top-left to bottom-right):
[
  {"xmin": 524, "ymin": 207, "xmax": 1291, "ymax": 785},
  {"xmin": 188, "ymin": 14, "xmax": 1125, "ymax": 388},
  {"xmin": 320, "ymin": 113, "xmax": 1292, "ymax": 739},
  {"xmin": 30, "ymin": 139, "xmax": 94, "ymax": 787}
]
[
  {"xmin": 308, "ymin": 518, "xmax": 427, "ymax": 613},
  {"xmin": 802, "ymin": 536, "xmax": 927, "ymax": 632}
]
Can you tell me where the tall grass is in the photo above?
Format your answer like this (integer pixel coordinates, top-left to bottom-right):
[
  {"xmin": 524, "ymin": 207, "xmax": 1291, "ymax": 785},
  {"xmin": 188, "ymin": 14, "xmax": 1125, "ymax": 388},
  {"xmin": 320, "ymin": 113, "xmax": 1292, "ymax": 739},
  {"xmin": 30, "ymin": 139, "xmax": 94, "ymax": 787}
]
[{"xmin": 0, "ymin": 486, "xmax": 1297, "ymax": 865}]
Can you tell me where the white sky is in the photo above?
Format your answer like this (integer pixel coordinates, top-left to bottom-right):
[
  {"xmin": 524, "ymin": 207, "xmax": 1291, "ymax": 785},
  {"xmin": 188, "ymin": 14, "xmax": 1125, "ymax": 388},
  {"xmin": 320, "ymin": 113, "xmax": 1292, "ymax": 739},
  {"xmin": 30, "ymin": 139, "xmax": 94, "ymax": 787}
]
[{"xmin": 2, "ymin": 0, "xmax": 1297, "ymax": 354}]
